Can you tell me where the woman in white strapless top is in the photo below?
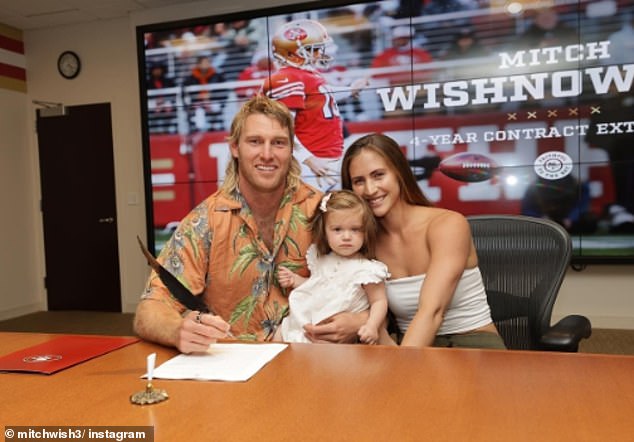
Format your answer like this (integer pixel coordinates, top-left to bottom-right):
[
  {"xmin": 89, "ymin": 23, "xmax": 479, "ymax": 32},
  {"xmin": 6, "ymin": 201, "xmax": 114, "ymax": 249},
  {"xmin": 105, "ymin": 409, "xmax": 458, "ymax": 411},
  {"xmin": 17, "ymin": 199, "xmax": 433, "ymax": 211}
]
[{"xmin": 341, "ymin": 133, "xmax": 505, "ymax": 349}]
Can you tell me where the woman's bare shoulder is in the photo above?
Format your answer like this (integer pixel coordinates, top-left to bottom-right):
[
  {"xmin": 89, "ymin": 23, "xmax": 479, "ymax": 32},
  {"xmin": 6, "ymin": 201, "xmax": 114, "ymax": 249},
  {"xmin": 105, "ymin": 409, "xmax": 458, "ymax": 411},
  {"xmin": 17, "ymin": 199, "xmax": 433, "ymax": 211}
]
[
  {"xmin": 427, "ymin": 207, "xmax": 467, "ymax": 223},
  {"xmin": 427, "ymin": 208, "xmax": 470, "ymax": 237},
  {"xmin": 400, "ymin": 206, "xmax": 467, "ymax": 232}
]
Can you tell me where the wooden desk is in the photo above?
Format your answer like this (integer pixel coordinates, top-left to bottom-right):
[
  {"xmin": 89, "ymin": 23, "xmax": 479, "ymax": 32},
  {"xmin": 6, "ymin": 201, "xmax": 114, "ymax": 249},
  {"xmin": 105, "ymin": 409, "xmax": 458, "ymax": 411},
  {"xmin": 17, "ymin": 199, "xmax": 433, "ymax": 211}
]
[{"xmin": 1, "ymin": 332, "xmax": 633, "ymax": 441}]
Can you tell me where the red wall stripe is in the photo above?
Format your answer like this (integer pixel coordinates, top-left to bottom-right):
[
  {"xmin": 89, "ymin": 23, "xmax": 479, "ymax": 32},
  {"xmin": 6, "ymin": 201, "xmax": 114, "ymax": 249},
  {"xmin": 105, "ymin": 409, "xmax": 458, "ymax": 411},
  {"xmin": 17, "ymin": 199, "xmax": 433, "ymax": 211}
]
[
  {"xmin": 0, "ymin": 61, "xmax": 26, "ymax": 81},
  {"xmin": 0, "ymin": 23, "xmax": 25, "ymax": 92},
  {"xmin": 0, "ymin": 34, "xmax": 24, "ymax": 54}
]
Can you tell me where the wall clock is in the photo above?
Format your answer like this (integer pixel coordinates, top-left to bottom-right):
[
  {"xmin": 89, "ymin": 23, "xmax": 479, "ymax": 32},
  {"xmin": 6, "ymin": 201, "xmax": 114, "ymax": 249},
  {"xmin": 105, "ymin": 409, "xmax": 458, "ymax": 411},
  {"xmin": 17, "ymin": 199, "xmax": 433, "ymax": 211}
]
[{"xmin": 57, "ymin": 51, "xmax": 81, "ymax": 79}]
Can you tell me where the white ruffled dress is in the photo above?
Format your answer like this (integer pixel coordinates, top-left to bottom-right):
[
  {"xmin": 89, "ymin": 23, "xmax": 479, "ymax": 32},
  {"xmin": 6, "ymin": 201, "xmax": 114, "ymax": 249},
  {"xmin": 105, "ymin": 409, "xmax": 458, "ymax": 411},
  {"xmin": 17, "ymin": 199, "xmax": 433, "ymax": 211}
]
[{"xmin": 280, "ymin": 244, "xmax": 390, "ymax": 343}]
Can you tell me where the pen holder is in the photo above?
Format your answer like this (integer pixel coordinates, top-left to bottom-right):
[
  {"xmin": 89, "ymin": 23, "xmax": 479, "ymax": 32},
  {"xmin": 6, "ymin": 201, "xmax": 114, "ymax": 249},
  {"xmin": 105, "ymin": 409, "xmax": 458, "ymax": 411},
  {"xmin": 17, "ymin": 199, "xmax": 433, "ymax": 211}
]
[
  {"xmin": 130, "ymin": 352, "xmax": 168, "ymax": 405},
  {"xmin": 130, "ymin": 381, "xmax": 169, "ymax": 405}
]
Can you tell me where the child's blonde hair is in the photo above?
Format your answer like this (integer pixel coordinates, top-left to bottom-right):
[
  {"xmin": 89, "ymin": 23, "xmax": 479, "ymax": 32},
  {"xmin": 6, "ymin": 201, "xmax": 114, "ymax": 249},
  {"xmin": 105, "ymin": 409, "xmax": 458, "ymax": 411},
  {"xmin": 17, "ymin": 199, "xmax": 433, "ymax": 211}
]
[{"xmin": 310, "ymin": 190, "xmax": 378, "ymax": 258}]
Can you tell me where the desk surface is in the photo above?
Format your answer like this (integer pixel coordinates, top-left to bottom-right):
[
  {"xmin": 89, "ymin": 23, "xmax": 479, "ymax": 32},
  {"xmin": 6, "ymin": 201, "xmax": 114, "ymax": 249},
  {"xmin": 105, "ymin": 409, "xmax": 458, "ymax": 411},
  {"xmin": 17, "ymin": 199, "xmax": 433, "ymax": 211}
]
[{"xmin": 1, "ymin": 332, "xmax": 633, "ymax": 441}]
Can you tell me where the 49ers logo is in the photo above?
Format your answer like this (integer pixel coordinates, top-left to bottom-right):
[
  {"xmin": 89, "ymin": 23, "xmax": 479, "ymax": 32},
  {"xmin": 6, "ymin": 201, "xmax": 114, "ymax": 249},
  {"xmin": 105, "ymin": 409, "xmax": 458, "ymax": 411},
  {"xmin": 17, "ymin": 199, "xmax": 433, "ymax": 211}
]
[{"xmin": 283, "ymin": 27, "xmax": 308, "ymax": 42}]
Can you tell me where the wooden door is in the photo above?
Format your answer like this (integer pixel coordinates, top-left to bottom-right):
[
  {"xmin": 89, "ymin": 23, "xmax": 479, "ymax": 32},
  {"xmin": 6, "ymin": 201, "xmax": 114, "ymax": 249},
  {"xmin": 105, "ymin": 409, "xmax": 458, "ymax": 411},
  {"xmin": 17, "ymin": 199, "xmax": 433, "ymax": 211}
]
[{"xmin": 36, "ymin": 103, "xmax": 121, "ymax": 311}]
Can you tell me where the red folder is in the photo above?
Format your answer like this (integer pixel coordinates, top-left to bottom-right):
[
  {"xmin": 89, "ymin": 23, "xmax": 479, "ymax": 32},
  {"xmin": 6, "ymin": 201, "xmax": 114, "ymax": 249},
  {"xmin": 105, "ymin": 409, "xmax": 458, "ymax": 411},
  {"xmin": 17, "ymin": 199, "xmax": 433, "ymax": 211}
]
[{"xmin": 0, "ymin": 335, "xmax": 139, "ymax": 374}]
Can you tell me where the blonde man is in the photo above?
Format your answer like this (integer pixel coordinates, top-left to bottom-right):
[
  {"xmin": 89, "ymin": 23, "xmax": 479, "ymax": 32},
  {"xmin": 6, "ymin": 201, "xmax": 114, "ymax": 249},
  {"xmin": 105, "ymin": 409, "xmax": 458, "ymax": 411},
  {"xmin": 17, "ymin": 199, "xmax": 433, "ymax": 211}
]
[{"xmin": 134, "ymin": 96, "xmax": 367, "ymax": 352}]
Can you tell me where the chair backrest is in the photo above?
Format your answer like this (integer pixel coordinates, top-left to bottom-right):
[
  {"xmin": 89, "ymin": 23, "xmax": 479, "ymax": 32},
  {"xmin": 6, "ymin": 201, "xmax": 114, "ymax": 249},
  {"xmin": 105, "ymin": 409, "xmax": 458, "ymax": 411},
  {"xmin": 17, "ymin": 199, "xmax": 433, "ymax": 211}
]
[{"xmin": 467, "ymin": 215, "xmax": 572, "ymax": 350}]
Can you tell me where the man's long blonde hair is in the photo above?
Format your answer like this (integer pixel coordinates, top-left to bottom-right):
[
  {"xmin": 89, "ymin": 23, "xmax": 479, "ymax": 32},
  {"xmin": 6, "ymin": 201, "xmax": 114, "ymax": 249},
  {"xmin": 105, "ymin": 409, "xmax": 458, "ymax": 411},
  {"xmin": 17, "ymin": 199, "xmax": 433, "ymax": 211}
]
[{"xmin": 221, "ymin": 95, "xmax": 302, "ymax": 194}]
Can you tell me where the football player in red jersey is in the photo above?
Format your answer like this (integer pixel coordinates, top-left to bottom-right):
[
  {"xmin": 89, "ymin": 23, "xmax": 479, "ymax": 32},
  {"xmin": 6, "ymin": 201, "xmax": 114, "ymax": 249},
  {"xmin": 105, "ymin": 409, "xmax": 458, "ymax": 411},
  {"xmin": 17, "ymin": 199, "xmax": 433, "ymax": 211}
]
[{"xmin": 261, "ymin": 19, "xmax": 367, "ymax": 190}]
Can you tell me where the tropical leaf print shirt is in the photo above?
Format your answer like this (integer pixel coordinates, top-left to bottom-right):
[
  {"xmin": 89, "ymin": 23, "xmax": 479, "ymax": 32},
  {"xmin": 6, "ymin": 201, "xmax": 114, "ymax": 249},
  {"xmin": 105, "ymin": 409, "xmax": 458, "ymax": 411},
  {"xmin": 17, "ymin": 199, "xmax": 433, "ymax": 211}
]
[{"xmin": 141, "ymin": 183, "xmax": 320, "ymax": 341}]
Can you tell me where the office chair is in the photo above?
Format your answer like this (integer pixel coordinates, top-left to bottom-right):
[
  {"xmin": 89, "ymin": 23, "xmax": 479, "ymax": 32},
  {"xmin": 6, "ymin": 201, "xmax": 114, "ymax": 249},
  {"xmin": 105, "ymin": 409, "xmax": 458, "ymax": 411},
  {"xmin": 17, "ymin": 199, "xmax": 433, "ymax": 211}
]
[{"xmin": 467, "ymin": 215, "xmax": 592, "ymax": 352}]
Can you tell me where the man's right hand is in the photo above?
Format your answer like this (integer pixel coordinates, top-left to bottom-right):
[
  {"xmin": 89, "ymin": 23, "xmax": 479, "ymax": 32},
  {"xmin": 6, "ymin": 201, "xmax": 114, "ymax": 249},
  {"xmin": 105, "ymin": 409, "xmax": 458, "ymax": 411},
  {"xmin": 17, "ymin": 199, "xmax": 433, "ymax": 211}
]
[{"xmin": 177, "ymin": 311, "xmax": 233, "ymax": 354}]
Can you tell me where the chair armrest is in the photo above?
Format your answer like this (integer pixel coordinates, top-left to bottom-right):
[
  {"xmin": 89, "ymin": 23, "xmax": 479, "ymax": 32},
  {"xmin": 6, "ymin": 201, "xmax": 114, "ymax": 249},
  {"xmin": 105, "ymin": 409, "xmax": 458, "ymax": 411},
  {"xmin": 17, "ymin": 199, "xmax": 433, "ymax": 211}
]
[{"xmin": 539, "ymin": 315, "xmax": 592, "ymax": 352}]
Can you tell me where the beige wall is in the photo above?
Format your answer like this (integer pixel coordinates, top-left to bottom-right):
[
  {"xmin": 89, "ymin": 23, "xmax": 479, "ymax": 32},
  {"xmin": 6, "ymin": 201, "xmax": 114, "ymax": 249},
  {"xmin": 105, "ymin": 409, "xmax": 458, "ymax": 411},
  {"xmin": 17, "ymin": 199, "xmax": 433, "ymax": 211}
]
[
  {"xmin": 0, "ymin": 89, "xmax": 42, "ymax": 317},
  {"xmin": 1, "ymin": 0, "xmax": 632, "ymax": 328}
]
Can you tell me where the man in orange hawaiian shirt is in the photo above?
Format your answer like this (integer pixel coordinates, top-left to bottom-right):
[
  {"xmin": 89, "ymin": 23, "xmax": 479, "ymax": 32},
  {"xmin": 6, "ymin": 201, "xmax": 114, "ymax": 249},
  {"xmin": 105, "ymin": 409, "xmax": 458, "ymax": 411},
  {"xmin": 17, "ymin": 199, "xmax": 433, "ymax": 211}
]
[{"xmin": 134, "ymin": 95, "xmax": 367, "ymax": 353}]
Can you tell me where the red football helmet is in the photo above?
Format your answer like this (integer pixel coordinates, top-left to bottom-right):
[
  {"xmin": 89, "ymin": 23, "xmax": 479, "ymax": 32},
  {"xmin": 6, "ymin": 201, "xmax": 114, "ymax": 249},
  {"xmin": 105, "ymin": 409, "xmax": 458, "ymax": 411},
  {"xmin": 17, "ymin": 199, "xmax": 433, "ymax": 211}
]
[{"xmin": 272, "ymin": 19, "xmax": 333, "ymax": 70}]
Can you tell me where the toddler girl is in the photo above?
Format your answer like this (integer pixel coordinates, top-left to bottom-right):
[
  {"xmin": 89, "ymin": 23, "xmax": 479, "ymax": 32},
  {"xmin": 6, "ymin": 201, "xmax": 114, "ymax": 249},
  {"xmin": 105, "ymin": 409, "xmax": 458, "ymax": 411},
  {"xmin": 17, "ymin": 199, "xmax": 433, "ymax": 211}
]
[{"xmin": 276, "ymin": 190, "xmax": 390, "ymax": 344}]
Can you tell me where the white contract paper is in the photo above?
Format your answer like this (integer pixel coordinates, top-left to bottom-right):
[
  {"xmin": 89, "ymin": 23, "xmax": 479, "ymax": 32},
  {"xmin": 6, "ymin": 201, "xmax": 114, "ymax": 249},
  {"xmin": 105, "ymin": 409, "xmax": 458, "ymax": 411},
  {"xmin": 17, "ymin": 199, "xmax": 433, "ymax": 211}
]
[{"xmin": 150, "ymin": 343, "xmax": 288, "ymax": 382}]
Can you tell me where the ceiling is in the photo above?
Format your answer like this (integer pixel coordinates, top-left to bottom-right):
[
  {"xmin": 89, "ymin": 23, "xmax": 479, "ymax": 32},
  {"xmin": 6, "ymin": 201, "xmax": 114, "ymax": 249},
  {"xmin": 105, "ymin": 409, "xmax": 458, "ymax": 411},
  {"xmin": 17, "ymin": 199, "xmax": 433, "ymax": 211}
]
[{"xmin": 0, "ymin": 0, "xmax": 203, "ymax": 31}]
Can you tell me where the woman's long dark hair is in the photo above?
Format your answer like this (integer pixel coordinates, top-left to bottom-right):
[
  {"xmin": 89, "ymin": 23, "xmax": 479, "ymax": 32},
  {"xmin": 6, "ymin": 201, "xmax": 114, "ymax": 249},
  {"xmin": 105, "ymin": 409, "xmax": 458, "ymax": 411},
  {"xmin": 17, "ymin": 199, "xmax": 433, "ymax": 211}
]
[{"xmin": 341, "ymin": 133, "xmax": 433, "ymax": 207}]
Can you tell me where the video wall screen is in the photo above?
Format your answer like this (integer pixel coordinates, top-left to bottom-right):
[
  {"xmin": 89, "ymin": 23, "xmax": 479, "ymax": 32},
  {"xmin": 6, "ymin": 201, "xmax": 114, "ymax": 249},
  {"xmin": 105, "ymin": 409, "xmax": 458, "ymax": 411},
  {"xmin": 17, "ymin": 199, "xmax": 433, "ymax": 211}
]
[{"xmin": 138, "ymin": 0, "xmax": 634, "ymax": 264}]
